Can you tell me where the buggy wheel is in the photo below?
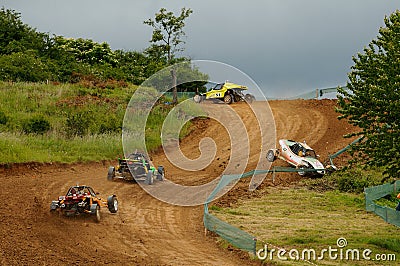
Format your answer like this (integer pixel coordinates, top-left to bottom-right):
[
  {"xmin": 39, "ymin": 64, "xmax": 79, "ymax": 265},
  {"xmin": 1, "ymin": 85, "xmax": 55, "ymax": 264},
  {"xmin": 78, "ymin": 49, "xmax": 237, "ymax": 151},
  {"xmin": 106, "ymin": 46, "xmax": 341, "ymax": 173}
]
[
  {"xmin": 94, "ymin": 205, "xmax": 100, "ymax": 223},
  {"xmin": 145, "ymin": 171, "xmax": 154, "ymax": 185},
  {"xmin": 107, "ymin": 195, "xmax": 118, "ymax": 213},
  {"xmin": 107, "ymin": 166, "xmax": 115, "ymax": 181},
  {"xmin": 223, "ymin": 93, "xmax": 233, "ymax": 104},
  {"xmin": 325, "ymin": 164, "xmax": 337, "ymax": 174},
  {"xmin": 193, "ymin": 94, "xmax": 202, "ymax": 103},
  {"xmin": 50, "ymin": 201, "xmax": 59, "ymax": 212},
  {"xmin": 157, "ymin": 166, "xmax": 164, "ymax": 181},
  {"xmin": 266, "ymin": 150, "xmax": 276, "ymax": 162},
  {"xmin": 244, "ymin": 94, "xmax": 254, "ymax": 103},
  {"xmin": 298, "ymin": 166, "xmax": 307, "ymax": 176}
]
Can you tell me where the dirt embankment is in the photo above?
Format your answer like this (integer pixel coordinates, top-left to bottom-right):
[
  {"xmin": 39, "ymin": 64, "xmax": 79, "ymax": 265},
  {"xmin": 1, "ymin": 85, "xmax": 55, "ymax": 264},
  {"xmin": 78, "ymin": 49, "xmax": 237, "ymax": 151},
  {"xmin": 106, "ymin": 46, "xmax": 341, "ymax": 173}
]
[{"xmin": 0, "ymin": 99, "xmax": 356, "ymax": 265}]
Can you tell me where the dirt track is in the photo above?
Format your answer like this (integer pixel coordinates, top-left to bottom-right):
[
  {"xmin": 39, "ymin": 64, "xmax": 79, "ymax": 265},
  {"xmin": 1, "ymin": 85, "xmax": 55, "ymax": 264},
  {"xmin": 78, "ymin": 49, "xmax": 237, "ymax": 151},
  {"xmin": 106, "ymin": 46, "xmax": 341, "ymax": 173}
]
[{"xmin": 0, "ymin": 99, "xmax": 356, "ymax": 265}]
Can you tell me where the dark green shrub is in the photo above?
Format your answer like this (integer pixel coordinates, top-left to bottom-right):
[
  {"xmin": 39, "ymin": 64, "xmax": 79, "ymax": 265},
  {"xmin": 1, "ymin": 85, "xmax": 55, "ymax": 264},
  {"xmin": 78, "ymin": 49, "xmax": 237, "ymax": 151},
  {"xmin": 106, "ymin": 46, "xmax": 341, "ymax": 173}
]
[
  {"xmin": 65, "ymin": 111, "xmax": 93, "ymax": 137},
  {"xmin": 337, "ymin": 176, "xmax": 370, "ymax": 193},
  {"xmin": 0, "ymin": 52, "xmax": 53, "ymax": 82},
  {"xmin": 301, "ymin": 167, "xmax": 387, "ymax": 194},
  {"xmin": 22, "ymin": 116, "xmax": 51, "ymax": 134},
  {"xmin": 98, "ymin": 115, "xmax": 121, "ymax": 134},
  {"xmin": 335, "ymin": 168, "xmax": 383, "ymax": 193},
  {"xmin": 0, "ymin": 111, "xmax": 7, "ymax": 124}
]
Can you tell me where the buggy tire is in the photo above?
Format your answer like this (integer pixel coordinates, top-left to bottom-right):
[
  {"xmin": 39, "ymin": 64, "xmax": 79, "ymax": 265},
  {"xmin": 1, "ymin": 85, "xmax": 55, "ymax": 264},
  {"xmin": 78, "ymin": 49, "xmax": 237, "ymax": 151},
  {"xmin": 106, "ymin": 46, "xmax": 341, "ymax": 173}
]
[
  {"xmin": 223, "ymin": 93, "xmax": 233, "ymax": 104},
  {"xmin": 325, "ymin": 164, "xmax": 337, "ymax": 174},
  {"xmin": 92, "ymin": 204, "xmax": 100, "ymax": 223},
  {"xmin": 244, "ymin": 94, "xmax": 254, "ymax": 103},
  {"xmin": 266, "ymin": 150, "xmax": 276, "ymax": 162},
  {"xmin": 145, "ymin": 171, "xmax": 154, "ymax": 185},
  {"xmin": 298, "ymin": 166, "xmax": 307, "ymax": 176},
  {"xmin": 193, "ymin": 94, "xmax": 202, "ymax": 103},
  {"xmin": 50, "ymin": 201, "xmax": 59, "ymax": 212},
  {"xmin": 107, "ymin": 195, "xmax": 118, "ymax": 213},
  {"xmin": 107, "ymin": 166, "xmax": 115, "ymax": 181}
]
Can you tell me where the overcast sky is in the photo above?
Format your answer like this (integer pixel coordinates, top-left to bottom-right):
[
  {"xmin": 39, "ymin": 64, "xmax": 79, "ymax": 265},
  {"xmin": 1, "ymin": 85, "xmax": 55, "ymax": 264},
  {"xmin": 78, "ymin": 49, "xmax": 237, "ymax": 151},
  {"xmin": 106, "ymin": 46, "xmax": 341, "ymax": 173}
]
[{"xmin": 1, "ymin": 0, "xmax": 399, "ymax": 98}]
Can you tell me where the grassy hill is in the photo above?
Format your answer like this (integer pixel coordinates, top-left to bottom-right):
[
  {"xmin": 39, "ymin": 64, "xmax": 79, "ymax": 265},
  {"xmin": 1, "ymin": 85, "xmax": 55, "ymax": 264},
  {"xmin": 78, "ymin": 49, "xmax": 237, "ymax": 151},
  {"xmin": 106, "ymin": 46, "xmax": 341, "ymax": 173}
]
[
  {"xmin": 211, "ymin": 186, "xmax": 400, "ymax": 265},
  {"xmin": 0, "ymin": 81, "xmax": 195, "ymax": 164}
]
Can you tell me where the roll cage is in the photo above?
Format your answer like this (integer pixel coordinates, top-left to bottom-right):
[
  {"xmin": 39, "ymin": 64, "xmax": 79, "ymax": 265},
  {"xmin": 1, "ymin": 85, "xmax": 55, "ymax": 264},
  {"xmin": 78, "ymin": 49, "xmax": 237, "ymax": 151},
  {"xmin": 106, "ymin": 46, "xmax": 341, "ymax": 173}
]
[
  {"xmin": 66, "ymin": 186, "xmax": 96, "ymax": 197},
  {"xmin": 288, "ymin": 142, "xmax": 317, "ymax": 158}
]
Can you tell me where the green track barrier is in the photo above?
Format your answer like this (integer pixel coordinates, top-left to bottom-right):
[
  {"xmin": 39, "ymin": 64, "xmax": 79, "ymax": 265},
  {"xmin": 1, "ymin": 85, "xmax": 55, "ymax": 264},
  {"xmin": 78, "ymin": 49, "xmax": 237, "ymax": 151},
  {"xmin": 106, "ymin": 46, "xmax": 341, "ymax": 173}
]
[
  {"xmin": 163, "ymin": 92, "xmax": 196, "ymax": 99},
  {"xmin": 328, "ymin": 137, "xmax": 362, "ymax": 166},
  {"xmin": 288, "ymin": 89, "xmax": 318, "ymax": 100},
  {"xmin": 364, "ymin": 181, "xmax": 400, "ymax": 227},
  {"xmin": 204, "ymin": 209, "xmax": 256, "ymax": 253},
  {"xmin": 275, "ymin": 85, "xmax": 349, "ymax": 100},
  {"xmin": 204, "ymin": 173, "xmax": 257, "ymax": 253}
]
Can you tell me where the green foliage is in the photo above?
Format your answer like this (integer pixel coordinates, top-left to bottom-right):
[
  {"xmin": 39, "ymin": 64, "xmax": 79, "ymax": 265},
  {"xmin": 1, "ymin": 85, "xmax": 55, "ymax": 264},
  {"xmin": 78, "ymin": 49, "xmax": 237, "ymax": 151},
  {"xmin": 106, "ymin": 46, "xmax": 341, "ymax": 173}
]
[
  {"xmin": 144, "ymin": 7, "xmax": 193, "ymax": 103},
  {"xmin": 0, "ymin": 8, "xmax": 47, "ymax": 55},
  {"xmin": 98, "ymin": 115, "xmax": 121, "ymax": 134},
  {"xmin": 209, "ymin": 205, "xmax": 222, "ymax": 211},
  {"xmin": 0, "ymin": 132, "xmax": 122, "ymax": 163},
  {"xmin": 0, "ymin": 82, "xmax": 196, "ymax": 163},
  {"xmin": 374, "ymin": 192, "xmax": 399, "ymax": 209},
  {"xmin": 0, "ymin": 7, "xmax": 201, "ymax": 84},
  {"xmin": 53, "ymin": 36, "xmax": 117, "ymax": 66},
  {"xmin": 0, "ymin": 51, "xmax": 53, "ymax": 81},
  {"xmin": 0, "ymin": 110, "xmax": 7, "ymax": 125},
  {"xmin": 145, "ymin": 61, "xmax": 208, "ymax": 91},
  {"xmin": 144, "ymin": 7, "xmax": 193, "ymax": 61},
  {"xmin": 65, "ymin": 111, "xmax": 93, "ymax": 137},
  {"xmin": 337, "ymin": 10, "xmax": 400, "ymax": 178},
  {"xmin": 114, "ymin": 49, "xmax": 167, "ymax": 84},
  {"xmin": 301, "ymin": 167, "xmax": 388, "ymax": 193},
  {"xmin": 22, "ymin": 116, "xmax": 51, "ymax": 134},
  {"xmin": 367, "ymin": 238, "xmax": 400, "ymax": 253},
  {"xmin": 336, "ymin": 172, "xmax": 376, "ymax": 193}
]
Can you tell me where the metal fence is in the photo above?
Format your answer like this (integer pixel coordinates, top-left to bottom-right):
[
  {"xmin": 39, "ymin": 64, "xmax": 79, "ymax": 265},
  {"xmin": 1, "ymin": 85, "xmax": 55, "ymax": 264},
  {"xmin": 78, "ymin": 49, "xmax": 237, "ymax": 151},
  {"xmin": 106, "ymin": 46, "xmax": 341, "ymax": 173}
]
[{"xmin": 162, "ymin": 92, "xmax": 196, "ymax": 99}]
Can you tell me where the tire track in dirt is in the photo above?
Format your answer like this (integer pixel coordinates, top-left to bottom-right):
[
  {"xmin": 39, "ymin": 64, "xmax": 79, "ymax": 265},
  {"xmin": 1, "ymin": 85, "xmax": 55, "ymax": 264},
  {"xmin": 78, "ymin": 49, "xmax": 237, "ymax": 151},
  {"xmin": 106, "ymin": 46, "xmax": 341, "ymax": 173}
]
[
  {"xmin": 0, "ymin": 99, "xmax": 355, "ymax": 265},
  {"xmin": 270, "ymin": 100, "xmax": 329, "ymax": 149}
]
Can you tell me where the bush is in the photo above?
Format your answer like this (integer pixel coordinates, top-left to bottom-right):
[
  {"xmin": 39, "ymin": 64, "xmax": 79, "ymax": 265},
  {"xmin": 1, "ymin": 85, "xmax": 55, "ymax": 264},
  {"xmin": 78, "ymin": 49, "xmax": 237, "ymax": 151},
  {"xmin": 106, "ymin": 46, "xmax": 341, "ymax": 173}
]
[
  {"xmin": 0, "ymin": 110, "xmax": 7, "ymax": 124},
  {"xmin": 65, "ymin": 111, "xmax": 93, "ymax": 137},
  {"xmin": 22, "ymin": 116, "xmax": 51, "ymax": 134},
  {"xmin": 301, "ymin": 167, "xmax": 387, "ymax": 194},
  {"xmin": 335, "ymin": 168, "xmax": 385, "ymax": 193},
  {"xmin": 336, "ymin": 175, "xmax": 371, "ymax": 193},
  {"xmin": 0, "ymin": 52, "xmax": 53, "ymax": 82},
  {"xmin": 98, "ymin": 115, "xmax": 121, "ymax": 134}
]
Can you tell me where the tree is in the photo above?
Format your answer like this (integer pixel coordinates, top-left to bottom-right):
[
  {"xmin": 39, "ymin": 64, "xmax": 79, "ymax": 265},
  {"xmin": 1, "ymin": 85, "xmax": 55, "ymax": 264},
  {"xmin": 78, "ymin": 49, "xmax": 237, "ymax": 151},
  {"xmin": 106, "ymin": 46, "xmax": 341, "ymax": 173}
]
[
  {"xmin": 0, "ymin": 8, "xmax": 46, "ymax": 55},
  {"xmin": 53, "ymin": 36, "xmax": 117, "ymax": 66},
  {"xmin": 145, "ymin": 61, "xmax": 208, "ymax": 92},
  {"xmin": 337, "ymin": 10, "xmax": 400, "ymax": 179},
  {"xmin": 0, "ymin": 51, "xmax": 53, "ymax": 81},
  {"xmin": 144, "ymin": 7, "xmax": 193, "ymax": 103}
]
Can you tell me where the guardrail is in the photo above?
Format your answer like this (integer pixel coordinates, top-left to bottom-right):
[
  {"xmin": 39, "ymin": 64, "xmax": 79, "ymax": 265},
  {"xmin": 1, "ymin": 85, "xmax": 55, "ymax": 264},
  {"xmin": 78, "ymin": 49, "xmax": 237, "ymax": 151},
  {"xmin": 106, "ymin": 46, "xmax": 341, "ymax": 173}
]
[{"xmin": 365, "ymin": 181, "xmax": 400, "ymax": 227}]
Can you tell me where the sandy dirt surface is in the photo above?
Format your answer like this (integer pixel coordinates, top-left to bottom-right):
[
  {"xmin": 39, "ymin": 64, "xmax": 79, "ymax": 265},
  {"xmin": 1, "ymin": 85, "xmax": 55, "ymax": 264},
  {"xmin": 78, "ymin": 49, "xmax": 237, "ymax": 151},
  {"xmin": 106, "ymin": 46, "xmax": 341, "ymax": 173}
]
[{"xmin": 0, "ymin": 99, "xmax": 356, "ymax": 265}]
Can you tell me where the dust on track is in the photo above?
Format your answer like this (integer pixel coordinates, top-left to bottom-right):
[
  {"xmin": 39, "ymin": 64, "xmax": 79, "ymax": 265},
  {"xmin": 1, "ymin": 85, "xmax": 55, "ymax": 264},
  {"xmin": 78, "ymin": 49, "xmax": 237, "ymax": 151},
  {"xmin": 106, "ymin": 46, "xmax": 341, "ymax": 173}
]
[{"xmin": 0, "ymin": 99, "xmax": 355, "ymax": 265}]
